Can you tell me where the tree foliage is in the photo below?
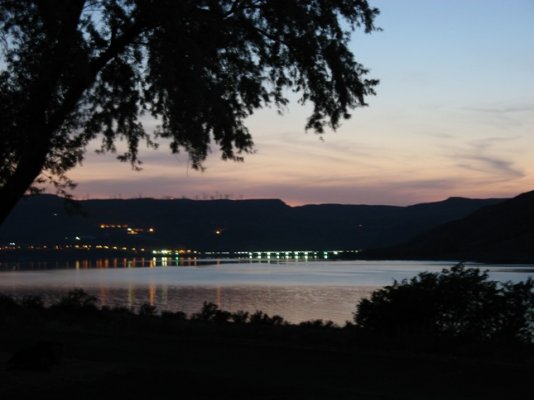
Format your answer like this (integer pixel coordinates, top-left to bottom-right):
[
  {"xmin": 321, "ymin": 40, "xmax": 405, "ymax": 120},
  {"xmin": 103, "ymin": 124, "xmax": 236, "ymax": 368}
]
[
  {"xmin": 0, "ymin": 0, "xmax": 379, "ymax": 223},
  {"xmin": 355, "ymin": 264, "xmax": 534, "ymax": 344}
]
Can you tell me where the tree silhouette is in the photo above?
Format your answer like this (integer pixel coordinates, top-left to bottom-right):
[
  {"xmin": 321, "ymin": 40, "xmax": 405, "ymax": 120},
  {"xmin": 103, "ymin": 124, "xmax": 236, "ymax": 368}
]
[
  {"xmin": 355, "ymin": 264, "xmax": 534, "ymax": 345},
  {"xmin": 0, "ymin": 0, "xmax": 379, "ymax": 223}
]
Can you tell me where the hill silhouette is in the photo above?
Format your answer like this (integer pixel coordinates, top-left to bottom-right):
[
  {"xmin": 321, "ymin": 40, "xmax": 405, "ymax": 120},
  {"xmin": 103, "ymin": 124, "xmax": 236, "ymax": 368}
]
[
  {"xmin": 0, "ymin": 195, "xmax": 503, "ymax": 251},
  {"xmin": 365, "ymin": 190, "xmax": 534, "ymax": 263}
]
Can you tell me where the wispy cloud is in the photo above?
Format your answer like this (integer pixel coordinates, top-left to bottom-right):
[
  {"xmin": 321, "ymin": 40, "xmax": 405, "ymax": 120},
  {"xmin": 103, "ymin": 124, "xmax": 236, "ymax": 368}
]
[
  {"xmin": 442, "ymin": 134, "xmax": 525, "ymax": 180},
  {"xmin": 463, "ymin": 105, "xmax": 534, "ymax": 114},
  {"xmin": 467, "ymin": 135, "xmax": 523, "ymax": 151},
  {"xmin": 459, "ymin": 103, "xmax": 534, "ymax": 128},
  {"xmin": 456, "ymin": 155, "xmax": 524, "ymax": 179}
]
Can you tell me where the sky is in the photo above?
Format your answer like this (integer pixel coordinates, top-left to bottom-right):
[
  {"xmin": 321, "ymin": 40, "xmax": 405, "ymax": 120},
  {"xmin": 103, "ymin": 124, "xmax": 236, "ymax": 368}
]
[{"xmin": 69, "ymin": 0, "xmax": 534, "ymax": 206}]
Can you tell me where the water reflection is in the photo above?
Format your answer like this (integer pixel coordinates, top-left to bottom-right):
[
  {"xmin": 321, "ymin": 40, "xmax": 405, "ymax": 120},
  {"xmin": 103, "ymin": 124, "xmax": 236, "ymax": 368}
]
[
  {"xmin": 1, "ymin": 259, "xmax": 533, "ymax": 324},
  {"xmin": 0, "ymin": 255, "xmax": 303, "ymax": 272},
  {"xmin": 0, "ymin": 284, "xmax": 374, "ymax": 325},
  {"xmin": 0, "ymin": 256, "xmax": 223, "ymax": 271}
]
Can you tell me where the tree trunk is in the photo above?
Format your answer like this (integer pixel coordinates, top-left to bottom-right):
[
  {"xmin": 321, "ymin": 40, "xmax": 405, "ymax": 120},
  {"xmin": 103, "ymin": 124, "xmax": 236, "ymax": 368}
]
[
  {"xmin": 0, "ymin": 2, "xmax": 142, "ymax": 225},
  {"xmin": 0, "ymin": 145, "xmax": 50, "ymax": 225},
  {"xmin": 0, "ymin": 4, "xmax": 86, "ymax": 225}
]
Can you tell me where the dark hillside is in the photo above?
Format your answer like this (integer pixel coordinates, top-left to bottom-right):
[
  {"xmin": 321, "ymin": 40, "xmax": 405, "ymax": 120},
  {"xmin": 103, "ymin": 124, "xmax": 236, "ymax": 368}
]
[
  {"xmin": 366, "ymin": 190, "xmax": 534, "ymax": 263},
  {"xmin": 0, "ymin": 194, "xmax": 504, "ymax": 251}
]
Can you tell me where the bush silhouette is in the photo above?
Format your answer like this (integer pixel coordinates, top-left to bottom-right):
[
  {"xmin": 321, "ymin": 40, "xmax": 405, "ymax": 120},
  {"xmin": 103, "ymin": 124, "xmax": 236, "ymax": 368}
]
[
  {"xmin": 139, "ymin": 303, "xmax": 158, "ymax": 316},
  {"xmin": 299, "ymin": 319, "xmax": 336, "ymax": 328},
  {"xmin": 192, "ymin": 302, "xmax": 231, "ymax": 323},
  {"xmin": 20, "ymin": 295, "xmax": 44, "ymax": 309},
  {"xmin": 53, "ymin": 289, "xmax": 98, "ymax": 312},
  {"xmin": 161, "ymin": 310, "xmax": 187, "ymax": 321},
  {"xmin": 355, "ymin": 263, "xmax": 534, "ymax": 344},
  {"xmin": 249, "ymin": 311, "xmax": 286, "ymax": 326},
  {"xmin": 230, "ymin": 310, "xmax": 250, "ymax": 324}
]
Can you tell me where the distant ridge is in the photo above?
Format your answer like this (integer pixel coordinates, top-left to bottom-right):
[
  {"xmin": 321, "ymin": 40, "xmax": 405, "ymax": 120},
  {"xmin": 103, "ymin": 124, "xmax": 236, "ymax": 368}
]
[
  {"xmin": 0, "ymin": 194, "xmax": 505, "ymax": 252},
  {"xmin": 364, "ymin": 190, "xmax": 534, "ymax": 263}
]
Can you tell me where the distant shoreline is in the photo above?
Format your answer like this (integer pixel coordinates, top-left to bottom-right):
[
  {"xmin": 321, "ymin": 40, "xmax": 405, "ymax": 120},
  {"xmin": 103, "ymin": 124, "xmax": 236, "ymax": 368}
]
[
  {"xmin": 2, "ymin": 247, "xmax": 533, "ymax": 264},
  {"xmin": 0, "ymin": 248, "xmax": 360, "ymax": 262}
]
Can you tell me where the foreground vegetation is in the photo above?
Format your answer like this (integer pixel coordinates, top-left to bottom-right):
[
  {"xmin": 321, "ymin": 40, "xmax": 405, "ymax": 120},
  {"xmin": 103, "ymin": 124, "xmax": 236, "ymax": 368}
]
[
  {"xmin": 2, "ymin": 264, "xmax": 534, "ymax": 399},
  {"xmin": 357, "ymin": 264, "xmax": 534, "ymax": 345}
]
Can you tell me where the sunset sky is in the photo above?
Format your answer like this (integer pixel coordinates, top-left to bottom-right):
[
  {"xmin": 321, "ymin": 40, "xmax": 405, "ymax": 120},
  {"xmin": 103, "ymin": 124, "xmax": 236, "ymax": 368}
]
[{"xmin": 69, "ymin": 0, "xmax": 534, "ymax": 206}]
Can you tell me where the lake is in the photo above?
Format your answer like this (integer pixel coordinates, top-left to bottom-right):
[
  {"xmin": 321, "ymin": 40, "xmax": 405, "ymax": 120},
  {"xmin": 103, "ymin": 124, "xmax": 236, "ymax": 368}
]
[{"xmin": 0, "ymin": 257, "xmax": 533, "ymax": 325}]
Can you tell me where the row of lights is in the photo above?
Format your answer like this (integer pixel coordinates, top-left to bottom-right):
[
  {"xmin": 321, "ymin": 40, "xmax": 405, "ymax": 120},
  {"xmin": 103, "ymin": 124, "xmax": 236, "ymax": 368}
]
[
  {"xmin": 152, "ymin": 249, "xmax": 198, "ymax": 255},
  {"xmin": 99, "ymin": 224, "xmax": 155, "ymax": 235},
  {"xmin": 0, "ymin": 244, "xmax": 146, "ymax": 252}
]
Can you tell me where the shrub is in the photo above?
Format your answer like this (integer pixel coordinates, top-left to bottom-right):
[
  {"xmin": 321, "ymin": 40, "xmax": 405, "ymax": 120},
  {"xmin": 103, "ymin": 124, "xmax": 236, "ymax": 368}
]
[
  {"xmin": 138, "ymin": 303, "xmax": 158, "ymax": 317},
  {"xmin": 192, "ymin": 302, "xmax": 231, "ymax": 323},
  {"xmin": 249, "ymin": 310, "xmax": 286, "ymax": 326},
  {"xmin": 161, "ymin": 310, "xmax": 187, "ymax": 321},
  {"xmin": 103, "ymin": 305, "xmax": 134, "ymax": 316},
  {"xmin": 299, "ymin": 319, "xmax": 336, "ymax": 328},
  {"xmin": 354, "ymin": 263, "xmax": 534, "ymax": 344},
  {"xmin": 231, "ymin": 310, "xmax": 250, "ymax": 324},
  {"xmin": 54, "ymin": 289, "xmax": 98, "ymax": 311},
  {"xmin": 20, "ymin": 295, "xmax": 44, "ymax": 309}
]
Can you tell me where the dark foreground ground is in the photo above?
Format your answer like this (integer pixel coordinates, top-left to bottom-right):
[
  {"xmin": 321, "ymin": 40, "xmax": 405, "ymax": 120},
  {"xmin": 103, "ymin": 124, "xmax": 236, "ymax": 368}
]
[{"xmin": 1, "ymin": 308, "xmax": 534, "ymax": 400}]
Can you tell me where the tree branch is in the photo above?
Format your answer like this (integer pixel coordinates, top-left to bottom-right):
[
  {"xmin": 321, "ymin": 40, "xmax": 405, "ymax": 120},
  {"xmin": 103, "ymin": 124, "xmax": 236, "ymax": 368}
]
[{"xmin": 47, "ymin": 19, "xmax": 145, "ymax": 136}]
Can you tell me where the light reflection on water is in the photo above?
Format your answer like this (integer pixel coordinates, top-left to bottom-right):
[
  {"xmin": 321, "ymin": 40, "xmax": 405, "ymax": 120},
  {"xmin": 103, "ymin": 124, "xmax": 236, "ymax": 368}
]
[
  {"xmin": 0, "ymin": 284, "xmax": 373, "ymax": 325},
  {"xmin": 0, "ymin": 256, "xmax": 220, "ymax": 271},
  {"xmin": 0, "ymin": 258, "xmax": 533, "ymax": 324}
]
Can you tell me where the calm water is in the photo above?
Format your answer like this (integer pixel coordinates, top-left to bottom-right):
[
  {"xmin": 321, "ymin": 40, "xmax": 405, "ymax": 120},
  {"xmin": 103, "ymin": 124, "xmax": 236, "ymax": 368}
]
[{"xmin": 1, "ymin": 258, "xmax": 533, "ymax": 324}]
